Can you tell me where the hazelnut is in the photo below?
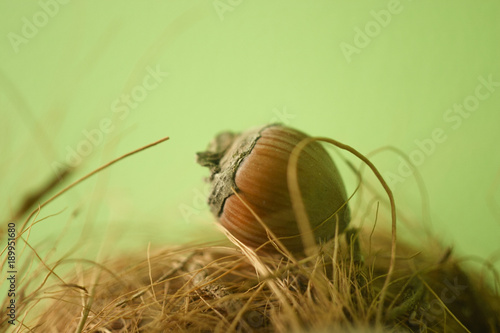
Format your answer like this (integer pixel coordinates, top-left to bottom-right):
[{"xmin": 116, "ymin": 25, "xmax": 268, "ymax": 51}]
[{"xmin": 197, "ymin": 124, "xmax": 350, "ymax": 254}]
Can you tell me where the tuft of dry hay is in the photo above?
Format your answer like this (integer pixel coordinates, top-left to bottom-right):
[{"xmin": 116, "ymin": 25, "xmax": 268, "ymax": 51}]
[
  {"xmin": 3, "ymin": 136, "xmax": 499, "ymax": 332},
  {"xmin": 13, "ymin": 228, "xmax": 499, "ymax": 333}
]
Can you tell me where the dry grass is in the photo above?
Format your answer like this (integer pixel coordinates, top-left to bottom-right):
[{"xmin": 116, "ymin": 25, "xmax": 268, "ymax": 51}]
[
  {"xmin": 2, "ymin": 226, "xmax": 497, "ymax": 333},
  {"xmin": 2, "ymin": 137, "xmax": 499, "ymax": 332}
]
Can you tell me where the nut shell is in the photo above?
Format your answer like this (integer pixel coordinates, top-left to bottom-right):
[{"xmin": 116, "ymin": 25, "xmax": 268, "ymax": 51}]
[{"xmin": 197, "ymin": 124, "xmax": 350, "ymax": 254}]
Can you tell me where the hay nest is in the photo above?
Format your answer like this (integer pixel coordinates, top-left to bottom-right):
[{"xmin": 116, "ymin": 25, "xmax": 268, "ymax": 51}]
[{"xmin": 26, "ymin": 228, "xmax": 500, "ymax": 333}]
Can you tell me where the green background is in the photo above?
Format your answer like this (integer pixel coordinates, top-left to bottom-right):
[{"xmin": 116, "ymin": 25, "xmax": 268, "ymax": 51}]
[{"xmin": 1, "ymin": 1, "xmax": 499, "ymax": 278}]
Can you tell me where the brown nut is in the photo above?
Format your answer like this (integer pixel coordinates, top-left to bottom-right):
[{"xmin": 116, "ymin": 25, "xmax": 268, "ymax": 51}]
[{"xmin": 197, "ymin": 124, "xmax": 350, "ymax": 254}]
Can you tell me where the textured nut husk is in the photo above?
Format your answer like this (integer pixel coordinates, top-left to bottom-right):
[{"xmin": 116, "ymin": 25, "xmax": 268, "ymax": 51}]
[{"xmin": 197, "ymin": 124, "xmax": 350, "ymax": 254}]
